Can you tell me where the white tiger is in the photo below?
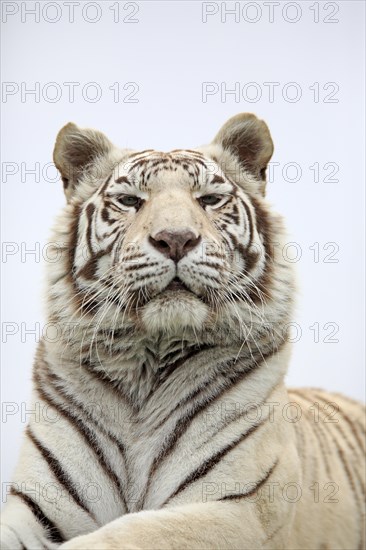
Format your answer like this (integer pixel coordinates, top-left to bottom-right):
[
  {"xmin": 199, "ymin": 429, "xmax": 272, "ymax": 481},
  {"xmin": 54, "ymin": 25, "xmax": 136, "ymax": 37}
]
[{"xmin": 1, "ymin": 113, "xmax": 365, "ymax": 550}]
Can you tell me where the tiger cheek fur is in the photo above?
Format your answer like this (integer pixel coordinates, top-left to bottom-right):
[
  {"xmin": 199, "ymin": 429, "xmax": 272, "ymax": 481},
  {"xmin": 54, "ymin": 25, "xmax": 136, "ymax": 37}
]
[{"xmin": 1, "ymin": 114, "xmax": 365, "ymax": 550}]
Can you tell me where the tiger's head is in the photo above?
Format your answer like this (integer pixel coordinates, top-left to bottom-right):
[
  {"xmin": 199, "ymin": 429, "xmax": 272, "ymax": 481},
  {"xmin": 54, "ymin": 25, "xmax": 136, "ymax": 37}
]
[{"xmin": 51, "ymin": 114, "xmax": 294, "ymax": 349}]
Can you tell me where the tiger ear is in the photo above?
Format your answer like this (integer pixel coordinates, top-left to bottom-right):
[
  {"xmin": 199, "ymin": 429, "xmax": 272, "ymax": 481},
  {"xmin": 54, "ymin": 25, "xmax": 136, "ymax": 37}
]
[
  {"xmin": 212, "ymin": 113, "xmax": 274, "ymax": 195},
  {"xmin": 53, "ymin": 122, "xmax": 116, "ymax": 201}
]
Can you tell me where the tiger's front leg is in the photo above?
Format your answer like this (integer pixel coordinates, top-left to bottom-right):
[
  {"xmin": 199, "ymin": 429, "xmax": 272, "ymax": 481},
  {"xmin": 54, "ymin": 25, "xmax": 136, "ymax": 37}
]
[
  {"xmin": 59, "ymin": 500, "xmax": 291, "ymax": 550},
  {"xmin": 60, "ymin": 502, "xmax": 268, "ymax": 550},
  {"xmin": 60, "ymin": 448, "xmax": 299, "ymax": 550}
]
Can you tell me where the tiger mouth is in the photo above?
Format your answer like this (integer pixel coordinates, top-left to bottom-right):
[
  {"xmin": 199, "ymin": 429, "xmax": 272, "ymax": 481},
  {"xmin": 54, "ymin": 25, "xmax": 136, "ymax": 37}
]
[{"xmin": 165, "ymin": 277, "xmax": 190, "ymax": 292}]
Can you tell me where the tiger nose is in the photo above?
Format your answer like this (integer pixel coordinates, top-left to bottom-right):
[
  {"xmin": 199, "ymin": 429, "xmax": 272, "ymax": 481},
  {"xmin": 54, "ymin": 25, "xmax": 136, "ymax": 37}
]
[{"xmin": 149, "ymin": 230, "xmax": 201, "ymax": 262}]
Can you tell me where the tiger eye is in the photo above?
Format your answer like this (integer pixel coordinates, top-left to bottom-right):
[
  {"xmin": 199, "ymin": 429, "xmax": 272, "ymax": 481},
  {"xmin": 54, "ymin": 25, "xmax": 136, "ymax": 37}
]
[
  {"xmin": 118, "ymin": 195, "xmax": 141, "ymax": 208},
  {"xmin": 199, "ymin": 195, "xmax": 221, "ymax": 206}
]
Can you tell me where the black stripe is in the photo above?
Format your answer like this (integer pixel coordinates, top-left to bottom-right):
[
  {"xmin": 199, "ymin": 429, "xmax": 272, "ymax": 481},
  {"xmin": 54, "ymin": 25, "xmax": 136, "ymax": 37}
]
[
  {"xmin": 288, "ymin": 393, "xmax": 318, "ymax": 479},
  {"xmin": 246, "ymin": 195, "xmax": 274, "ymax": 303},
  {"xmin": 76, "ymin": 242, "xmax": 114, "ymax": 281},
  {"xmin": 155, "ymin": 341, "xmax": 282, "ymax": 433},
  {"xmin": 33, "ymin": 366, "xmax": 128, "ymax": 511},
  {"xmin": 154, "ymin": 358, "xmax": 252, "ymax": 434},
  {"xmin": 163, "ymin": 416, "xmax": 267, "ymax": 505},
  {"xmin": 67, "ymin": 204, "xmax": 81, "ymax": 296},
  {"xmin": 85, "ymin": 203, "xmax": 96, "ymax": 255},
  {"xmin": 26, "ymin": 426, "xmax": 92, "ymax": 517},
  {"xmin": 219, "ymin": 458, "xmax": 278, "ymax": 501},
  {"xmin": 313, "ymin": 393, "xmax": 366, "ymax": 453},
  {"xmin": 289, "ymin": 391, "xmax": 332, "ymax": 478},
  {"xmin": 309, "ymin": 415, "xmax": 333, "ymax": 479},
  {"xmin": 149, "ymin": 158, "xmax": 170, "ymax": 167},
  {"xmin": 46, "ymin": 368, "xmax": 129, "ymax": 468},
  {"xmin": 115, "ymin": 176, "xmax": 131, "ymax": 184},
  {"xmin": 140, "ymin": 356, "xmax": 264, "ymax": 508},
  {"xmin": 124, "ymin": 261, "xmax": 159, "ymax": 272},
  {"xmin": 80, "ymin": 359, "xmax": 138, "ymax": 413},
  {"xmin": 241, "ymin": 198, "xmax": 254, "ymax": 251},
  {"xmin": 10, "ymin": 487, "xmax": 64, "ymax": 543},
  {"xmin": 158, "ymin": 345, "xmax": 214, "ymax": 384},
  {"xmin": 46, "ymin": 367, "xmax": 131, "ymax": 504},
  {"xmin": 331, "ymin": 422, "xmax": 366, "ymax": 500},
  {"xmin": 186, "ymin": 157, "xmax": 207, "ymax": 169},
  {"xmin": 128, "ymin": 157, "xmax": 152, "ymax": 170},
  {"xmin": 302, "ymin": 392, "xmax": 365, "ymax": 495},
  {"xmin": 334, "ymin": 439, "xmax": 363, "ymax": 516},
  {"xmin": 210, "ymin": 175, "xmax": 225, "ymax": 184},
  {"xmin": 337, "ymin": 408, "xmax": 366, "ymax": 452},
  {"xmin": 315, "ymin": 399, "xmax": 365, "ymax": 549},
  {"xmin": 144, "ymin": 341, "xmax": 286, "ymax": 502},
  {"xmin": 98, "ymin": 174, "xmax": 112, "ymax": 196},
  {"xmin": 222, "ymin": 228, "xmax": 239, "ymax": 251},
  {"xmin": 221, "ymin": 212, "xmax": 240, "ymax": 225}
]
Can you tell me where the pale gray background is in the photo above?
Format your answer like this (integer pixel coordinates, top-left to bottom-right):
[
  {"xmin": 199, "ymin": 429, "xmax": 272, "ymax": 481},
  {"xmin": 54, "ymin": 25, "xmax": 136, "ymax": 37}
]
[{"xmin": 1, "ymin": 1, "xmax": 365, "ymax": 493}]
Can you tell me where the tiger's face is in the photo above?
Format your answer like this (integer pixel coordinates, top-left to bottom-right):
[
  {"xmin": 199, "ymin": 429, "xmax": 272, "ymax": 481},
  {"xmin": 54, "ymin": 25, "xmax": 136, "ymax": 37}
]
[
  {"xmin": 74, "ymin": 150, "xmax": 268, "ymax": 333},
  {"xmin": 52, "ymin": 114, "xmax": 292, "ymax": 343}
]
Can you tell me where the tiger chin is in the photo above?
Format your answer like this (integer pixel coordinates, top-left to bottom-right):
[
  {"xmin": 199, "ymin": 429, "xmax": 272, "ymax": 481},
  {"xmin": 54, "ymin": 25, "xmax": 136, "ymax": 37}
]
[{"xmin": 1, "ymin": 114, "xmax": 365, "ymax": 550}]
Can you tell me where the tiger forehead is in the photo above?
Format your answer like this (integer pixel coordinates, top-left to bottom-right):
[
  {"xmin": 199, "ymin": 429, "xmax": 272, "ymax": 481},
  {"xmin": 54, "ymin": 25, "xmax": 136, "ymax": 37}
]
[
  {"xmin": 113, "ymin": 150, "xmax": 226, "ymax": 190},
  {"xmin": 125, "ymin": 149, "xmax": 209, "ymax": 172}
]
